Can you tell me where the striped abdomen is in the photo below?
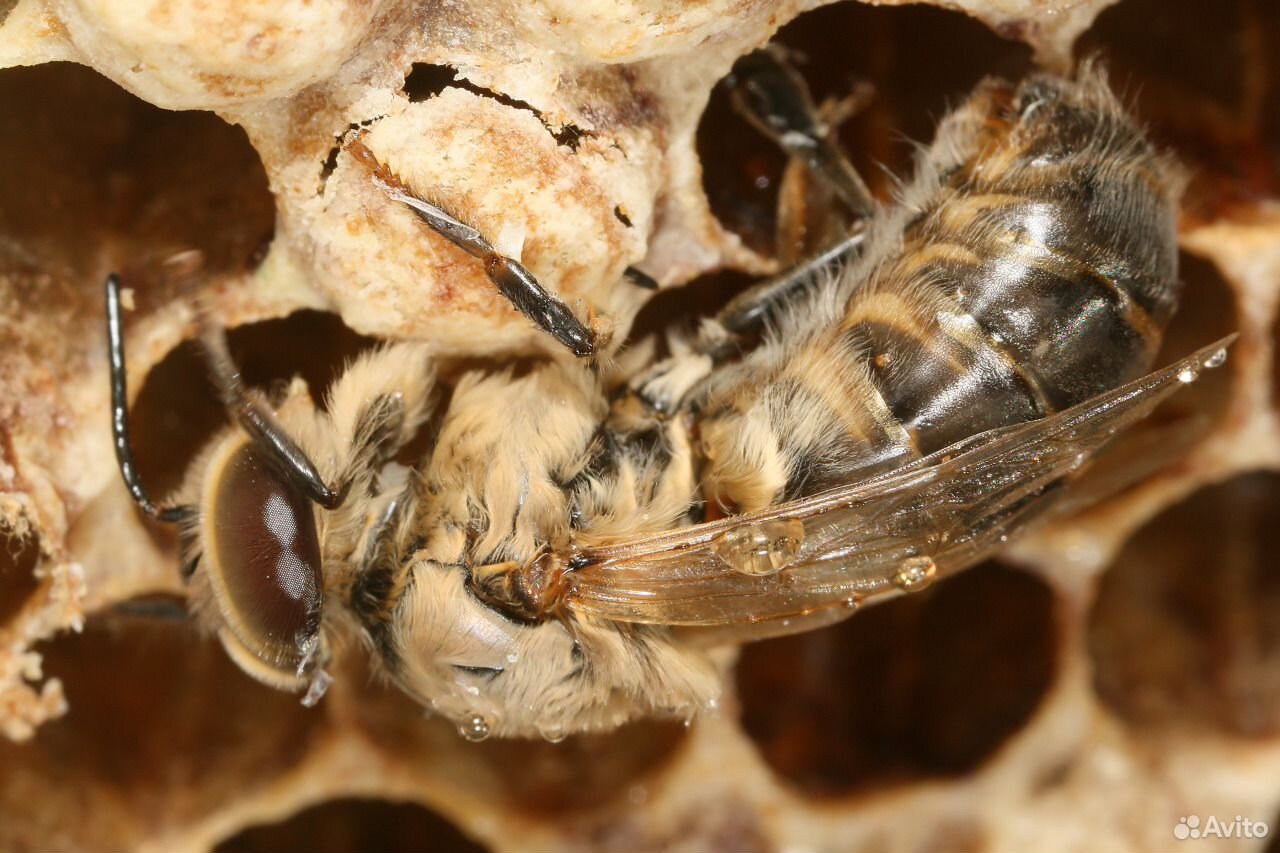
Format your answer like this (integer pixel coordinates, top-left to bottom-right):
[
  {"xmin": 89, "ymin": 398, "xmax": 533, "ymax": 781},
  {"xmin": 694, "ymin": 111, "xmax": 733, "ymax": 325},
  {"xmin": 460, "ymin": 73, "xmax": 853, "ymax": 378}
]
[{"xmin": 698, "ymin": 70, "xmax": 1184, "ymax": 512}]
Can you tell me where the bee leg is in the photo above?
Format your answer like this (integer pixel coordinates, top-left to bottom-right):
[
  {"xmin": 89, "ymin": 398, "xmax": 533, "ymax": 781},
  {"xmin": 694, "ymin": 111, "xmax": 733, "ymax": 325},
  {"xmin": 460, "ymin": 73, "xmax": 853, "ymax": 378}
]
[
  {"xmin": 727, "ymin": 45, "xmax": 875, "ymax": 220},
  {"xmin": 345, "ymin": 135, "xmax": 595, "ymax": 357},
  {"xmin": 773, "ymin": 81, "xmax": 875, "ymax": 265},
  {"xmin": 706, "ymin": 229, "xmax": 865, "ymax": 348},
  {"xmin": 390, "ymin": 191, "xmax": 595, "ymax": 357},
  {"xmin": 104, "ymin": 274, "xmax": 195, "ymax": 524},
  {"xmin": 198, "ymin": 319, "xmax": 349, "ymax": 510},
  {"xmin": 708, "ymin": 46, "xmax": 875, "ymax": 349}
]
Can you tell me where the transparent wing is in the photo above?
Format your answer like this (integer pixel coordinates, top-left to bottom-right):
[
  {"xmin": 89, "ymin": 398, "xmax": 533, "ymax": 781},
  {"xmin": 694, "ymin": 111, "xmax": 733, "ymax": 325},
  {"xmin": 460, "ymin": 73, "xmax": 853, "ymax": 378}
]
[{"xmin": 559, "ymin": 339, "xmax": 1232, "ymax": 627}]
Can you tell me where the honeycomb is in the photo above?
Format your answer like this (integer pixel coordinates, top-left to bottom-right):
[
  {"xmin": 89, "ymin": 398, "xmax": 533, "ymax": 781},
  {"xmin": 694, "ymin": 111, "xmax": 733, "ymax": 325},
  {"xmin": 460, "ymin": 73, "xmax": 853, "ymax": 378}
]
[{"xmin": 1, "ymin": 0, "xmax": 1278, "ymax": 850}]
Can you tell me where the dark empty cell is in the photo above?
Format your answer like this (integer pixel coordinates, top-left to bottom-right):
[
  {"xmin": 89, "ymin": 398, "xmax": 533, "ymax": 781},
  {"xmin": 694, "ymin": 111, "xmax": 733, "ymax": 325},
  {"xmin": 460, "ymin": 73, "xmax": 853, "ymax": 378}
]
[
  {"xmin": 0, "ymin": 619, "xmax": 322, "ymax": 851},
  {"xmin": 736, "ymin": 561, "xmax": 1057, "ymax": 798},
  {"xmin": 696, "ymin": 3, "xmax": 1030, "ymax": 257},
  {"xmin": 1079, "ymin": 0, "xmax": 1279, "ymax": 210},
  {"xmin": 227, "ymin": 310, "xmax": 377, "ymax": 407},
  {"xmin": 346, "ymin": 676, "xmax": 689, "ymax": 818},
  {"xmin": 627, "ymin": 268, "xmax": 756, "ymax": 346},
  {"xmin": 0, "ymin": 532, "xmax": 40, "ymax": 626},
  {"xmin": 128, "ymin": 311, "xmax": 376, "ymax": 499},
  {"xmin": 128, "ymin": 339, "xmax": 223, "ymax": 500},
  {"xmin": 0, "ymin": 62, "xmax": 275, "ymax": 303},
  {"xmin": 1089, "ymin": 472, "xmax": 1280, "ymax": 737},
  {"xmin": 213, "ymin": 799, "xmax": 489, "ymax": 853},
  {"xmin": 478, "ymin": 721, "xmax": 688, "ymax": 815},
  {"xmin": 115, "ymin": 101, "xmax": 276, "ymax": 284},
  {"xmin": 0, "ymin": 63, "xmax": 138, "ymax": 274}
]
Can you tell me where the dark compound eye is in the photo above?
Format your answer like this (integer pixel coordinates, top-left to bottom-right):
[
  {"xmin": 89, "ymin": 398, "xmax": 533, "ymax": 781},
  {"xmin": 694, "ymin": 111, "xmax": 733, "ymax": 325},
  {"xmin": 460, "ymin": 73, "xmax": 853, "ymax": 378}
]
[{"xmin": 204, "ymin": 440, "xmax": 324, "ymax": 680}]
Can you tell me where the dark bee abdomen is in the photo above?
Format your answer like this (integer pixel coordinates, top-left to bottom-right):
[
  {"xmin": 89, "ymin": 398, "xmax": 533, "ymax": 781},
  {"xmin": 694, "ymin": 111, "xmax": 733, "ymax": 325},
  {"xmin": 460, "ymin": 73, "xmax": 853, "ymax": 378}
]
[
  {"xmin": 696, "ymin": 69, "xmax": 1185, "ymax": 511},
  {"xmin": 848, "ymin": 72, "xmax": 1182, "ymax": 455}
]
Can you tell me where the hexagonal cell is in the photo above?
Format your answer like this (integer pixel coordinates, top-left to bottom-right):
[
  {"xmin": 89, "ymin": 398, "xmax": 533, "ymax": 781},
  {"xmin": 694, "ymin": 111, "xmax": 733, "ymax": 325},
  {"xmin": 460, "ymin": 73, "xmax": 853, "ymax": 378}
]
[
  {"xmin": 1089, "ymin": 472, "xmax": 1280, "ymax": 737},
  {"xmin": 473, "ymin": 722, "xmax": 689, "ymax": 817},
  {"xmin": 213, "ymin": 799, "xmax": 489, "ymax": 853},
  {"xmin": 0, "ymin": 617, "xmax": 325, "ymax": 852},
  {"xmin": 736, "ymin": 561, "xmax": 1058, "ymax": 797},
  {"xmin": 1078, "ymin": 0, "xmax": 1280, "ymax": 213},
  {"xmin": 698, "ymin": 2, "xmax": 1030, "ymax": 257},
  {"xmin": 349, "ymin": 676, "xmax": 689, "ymax": 817},
  {"xmin": 0, "ymin": 62, "xmax": 273, "ymax": 288}
]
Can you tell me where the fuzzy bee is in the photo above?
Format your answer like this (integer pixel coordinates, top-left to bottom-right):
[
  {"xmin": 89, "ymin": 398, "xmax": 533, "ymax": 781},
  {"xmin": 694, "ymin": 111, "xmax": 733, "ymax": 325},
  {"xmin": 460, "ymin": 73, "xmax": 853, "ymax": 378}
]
[{"xmin": 106, "ymin": 57, "xmax": 1228, "ymax": 741}]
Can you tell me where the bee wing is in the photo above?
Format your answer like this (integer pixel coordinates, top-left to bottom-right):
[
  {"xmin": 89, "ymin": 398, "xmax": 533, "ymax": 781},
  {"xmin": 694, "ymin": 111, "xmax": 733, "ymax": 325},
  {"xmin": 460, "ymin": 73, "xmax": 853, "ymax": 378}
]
[{"xmin": 561, "ymin": 339, "xmax": 1232, "ymax": 627}]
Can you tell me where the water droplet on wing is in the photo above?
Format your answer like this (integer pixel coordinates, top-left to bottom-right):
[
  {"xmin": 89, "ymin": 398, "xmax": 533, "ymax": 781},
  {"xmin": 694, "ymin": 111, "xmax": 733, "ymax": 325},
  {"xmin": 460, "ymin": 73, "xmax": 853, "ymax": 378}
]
[
  {"xmin": 711, "ymin": 517, "xmax": 804, "ymax": 575},
  {"xmin": 893, "ymin": 556, "xmax": 937, "ymax": 592},
  {"xmin": 1203, "ymin": 348, "xmax": 1228, "ymax": 369}
]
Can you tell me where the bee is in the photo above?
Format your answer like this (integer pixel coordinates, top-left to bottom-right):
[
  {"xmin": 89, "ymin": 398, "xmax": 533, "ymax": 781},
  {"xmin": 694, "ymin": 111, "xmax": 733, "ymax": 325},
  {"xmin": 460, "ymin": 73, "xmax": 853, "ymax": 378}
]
[{"xmin": 105, "ymin": 58, "xmax": 1229, "ymax": 741}]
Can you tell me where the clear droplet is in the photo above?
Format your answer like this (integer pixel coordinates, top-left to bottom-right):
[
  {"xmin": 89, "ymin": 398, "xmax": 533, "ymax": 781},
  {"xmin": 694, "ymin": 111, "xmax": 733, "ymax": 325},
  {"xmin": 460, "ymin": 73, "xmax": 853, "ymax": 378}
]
[
  {"xmin": 538, "ymin": 722, "xmax": 566, "ymax": 743},
  {"xmin": 893, "ymin": 556, "xmax": 937, "ymax": 592},
  {"xmin": 1177, "ymin": 366, "xmax": 1199, "ymax": 384},
  {"xmin": 1203, "ymin": 348, "xmax": 1228, "ymax": 369},
  {"xmin": 505, "ymin": 652, "xmax": 520, "ymax": 665},
  {"xmin": 711, "ymin": 517, "xmax": 804, "ymax": 576},
  {"xmin": 843, "ymin": 595, "xmax": 859, "ymax": 609},
  {"xmin": 458, "ymin": 712, "xmax": 491, "ymax": 742}
]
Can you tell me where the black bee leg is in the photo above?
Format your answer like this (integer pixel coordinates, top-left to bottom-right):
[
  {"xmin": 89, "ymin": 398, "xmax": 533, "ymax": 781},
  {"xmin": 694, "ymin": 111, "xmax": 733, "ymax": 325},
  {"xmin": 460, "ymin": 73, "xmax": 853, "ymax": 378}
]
[
  {"xmin": 727, "ymin": 45, "xmax": 875, "ymax": 220},
  {"xmin": 706, "ymin": 230, "xmax": 866, "ymax": 350},
  {"xmin": 198, "ymin": 321, "xmax": 348, "ymax": 510},
  {"xmin": 379, "ymin": 186, "xmax": 595, "ymax": 358},
  {"xmin": 105, "ymin": 274, "xmax": 194, "ymax": 524}
]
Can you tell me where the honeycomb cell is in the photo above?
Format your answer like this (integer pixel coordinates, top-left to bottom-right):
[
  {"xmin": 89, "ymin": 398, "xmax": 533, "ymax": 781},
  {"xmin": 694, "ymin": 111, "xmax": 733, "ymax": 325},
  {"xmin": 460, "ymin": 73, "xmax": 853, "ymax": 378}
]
[
  {"xmin": 350, "ymin": 677, "xmax": 689, "ymax": 817},
  {"xmin": 736, "ymin": 561, "xmax": 1057, "ymax": 797},
  {"xmin": 0, "ymin": 63, "xmax": 274, "ymax": 291},
  {"xmin": 1089, "ymin": 472, "xmax": 1280, "ymax": 737},
  {"xmin": 475, "ymin": 722, "xmax": 688, "ymax": 816},
  {"xmin": 697, "ymin": 2, "xmax": 1030, "ymax": 257},
  {"xmin": 213, "ymin": 799, "xmax": 489, "ymax": 853},
  {"xmin": 0, "ymin": 617, "xmax": 324, "ymax": 852},
  {"xmin": 1078, "ymin": 0, "xmax": 1280, "ymax": 211}
]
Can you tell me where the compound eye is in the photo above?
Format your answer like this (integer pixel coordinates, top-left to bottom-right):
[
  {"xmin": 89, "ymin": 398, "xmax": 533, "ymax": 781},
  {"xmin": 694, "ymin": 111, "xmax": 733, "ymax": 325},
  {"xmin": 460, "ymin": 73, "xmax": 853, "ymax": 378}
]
[{"xmin": 205, "ymin": 441, "xmax": 323, "ymax": 681}]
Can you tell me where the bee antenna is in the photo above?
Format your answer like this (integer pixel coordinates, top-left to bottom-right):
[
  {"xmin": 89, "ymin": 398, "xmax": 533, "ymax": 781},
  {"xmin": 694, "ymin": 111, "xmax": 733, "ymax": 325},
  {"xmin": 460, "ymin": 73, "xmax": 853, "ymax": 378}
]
[{"xmin": 104, "ymin": 274, "xmax": 193, "ymax": 524}]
